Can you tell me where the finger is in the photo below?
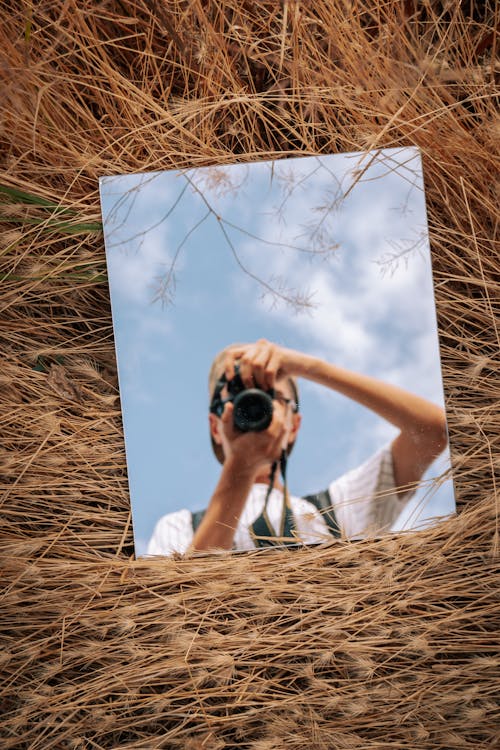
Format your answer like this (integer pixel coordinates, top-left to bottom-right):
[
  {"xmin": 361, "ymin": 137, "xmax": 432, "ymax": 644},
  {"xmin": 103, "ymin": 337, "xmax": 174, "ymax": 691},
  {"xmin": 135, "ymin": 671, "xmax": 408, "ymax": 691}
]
[
  {"xmin": 251, "ymin": 342, "xmax": 274, "ymax": 389},
  {"xmin": 229, "ymin": 345, "xmax": 248, "ymax": 359},
  {"xmin": 226, "ymin": 345, "xmax": 251, "ymax": 383},
  {"xmin": 221, "ymin": 402, "xmax": 237, "ymax": 439},
  {"xmin": 222, "ymin": 400, "xmax": 233, "ymax": 419},
  {"xmin": 263, "ymin": 347, "xmax": 281, "ymax": 390},
  {"xmin": 266, "ymin": 407, "xmax": 286, "ymax": 440},
  {"xmin": 222, "ymin": 344, "xmax": 245, "ymax": 381},
  {"xmin": 224, "ymin": 351, "xmax": 238, "ymax": 383},
  {"xmin": 252, "ymin": 341, "xmax": 281, "ymax": 390},
  {"xmin": 240, "ymin": 340, "xmax": 275, "ymax": 389},
  {"xmin": 238, "ymin": 348, "xmax": 258, "ymax": 388}
]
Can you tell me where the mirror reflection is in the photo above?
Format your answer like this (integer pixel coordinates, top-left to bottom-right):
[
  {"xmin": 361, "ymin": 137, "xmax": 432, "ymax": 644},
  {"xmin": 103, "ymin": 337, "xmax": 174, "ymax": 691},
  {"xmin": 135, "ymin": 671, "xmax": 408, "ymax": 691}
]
[{"xmin": 99, "ymin": 147, "xmax": 455, "ymax": 557}]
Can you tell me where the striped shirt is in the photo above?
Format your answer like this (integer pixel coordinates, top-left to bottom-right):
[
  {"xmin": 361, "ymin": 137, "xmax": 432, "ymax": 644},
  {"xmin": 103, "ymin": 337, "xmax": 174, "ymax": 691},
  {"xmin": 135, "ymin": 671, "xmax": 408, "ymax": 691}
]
[{"xmin": 146, "ymin": 444, "xmax": 411, "ymax": 556}]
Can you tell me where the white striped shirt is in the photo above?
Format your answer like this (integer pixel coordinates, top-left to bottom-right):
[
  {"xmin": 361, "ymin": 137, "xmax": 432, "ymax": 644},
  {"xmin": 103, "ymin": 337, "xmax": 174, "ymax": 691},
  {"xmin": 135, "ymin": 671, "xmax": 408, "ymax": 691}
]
[{"xmin": 146, "ymin": 444, "xmax": 411, "ymax": 556}]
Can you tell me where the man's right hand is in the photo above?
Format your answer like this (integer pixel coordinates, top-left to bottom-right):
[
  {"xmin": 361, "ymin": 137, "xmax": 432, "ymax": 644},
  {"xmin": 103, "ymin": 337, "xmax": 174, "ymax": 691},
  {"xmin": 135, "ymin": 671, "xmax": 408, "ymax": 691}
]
[
  {"xmin": 191, "ymin": 399, "xmax": 290, "ymax": 551},
  {"xmin": 220, "ymin": 401, "xmax": 288, "ymax": 477}
]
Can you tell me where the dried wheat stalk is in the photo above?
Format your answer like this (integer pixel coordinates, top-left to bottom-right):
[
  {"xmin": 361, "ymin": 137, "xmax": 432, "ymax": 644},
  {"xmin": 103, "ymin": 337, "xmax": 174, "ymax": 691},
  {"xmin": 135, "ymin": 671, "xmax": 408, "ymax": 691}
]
[{"xmin": 1, "ymin": 1, "xmax": 498, "ymax": 748}]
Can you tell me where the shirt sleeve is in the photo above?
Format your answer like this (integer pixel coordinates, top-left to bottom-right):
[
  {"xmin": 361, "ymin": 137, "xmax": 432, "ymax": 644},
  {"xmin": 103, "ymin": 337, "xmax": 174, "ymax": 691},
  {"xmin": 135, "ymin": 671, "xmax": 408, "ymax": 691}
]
[
  {"xmin": 328, "ymin": 444, "xmax": 415, "ymax": 539},
  {"xmin": 146, "ymin": 509, "xmax": 194, "ymax": 556}
]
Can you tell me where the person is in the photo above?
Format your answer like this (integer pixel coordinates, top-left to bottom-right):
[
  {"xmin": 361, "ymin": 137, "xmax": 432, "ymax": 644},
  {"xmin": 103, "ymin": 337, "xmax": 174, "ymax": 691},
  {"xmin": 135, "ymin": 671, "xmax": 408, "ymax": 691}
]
[{"xmin": 147, "ymin": 339, "xmax": 448, "ymax": 556}]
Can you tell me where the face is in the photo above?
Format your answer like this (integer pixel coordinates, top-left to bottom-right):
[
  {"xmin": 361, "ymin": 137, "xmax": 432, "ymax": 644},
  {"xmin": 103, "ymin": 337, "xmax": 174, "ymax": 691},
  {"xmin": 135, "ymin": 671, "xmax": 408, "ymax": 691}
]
[{"xmin": 209, "ymin": 374, "xmax": 301, "ymax": 462}]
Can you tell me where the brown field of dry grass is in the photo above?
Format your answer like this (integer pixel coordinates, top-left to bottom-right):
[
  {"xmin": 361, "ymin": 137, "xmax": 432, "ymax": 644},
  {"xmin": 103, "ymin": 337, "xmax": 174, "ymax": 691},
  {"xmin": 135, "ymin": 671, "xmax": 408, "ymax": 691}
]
[{"xmin": 1, "ymin": 1, "xmax": 499, "ymax": 747}]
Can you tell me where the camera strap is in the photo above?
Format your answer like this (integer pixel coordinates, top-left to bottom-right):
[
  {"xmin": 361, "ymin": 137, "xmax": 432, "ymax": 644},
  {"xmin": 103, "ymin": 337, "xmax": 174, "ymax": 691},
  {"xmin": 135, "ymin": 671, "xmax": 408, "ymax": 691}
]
[{"xmin": 249, "ymin": 450, "xmax": 297, "ymax": 548}]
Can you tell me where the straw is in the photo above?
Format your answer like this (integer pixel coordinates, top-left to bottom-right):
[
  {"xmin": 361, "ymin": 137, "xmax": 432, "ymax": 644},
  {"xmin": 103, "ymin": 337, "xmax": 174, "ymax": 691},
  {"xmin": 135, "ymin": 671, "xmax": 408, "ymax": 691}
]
[{"xmin": 1, "ymin": 1, "xmax": 498, "ymax": 747}]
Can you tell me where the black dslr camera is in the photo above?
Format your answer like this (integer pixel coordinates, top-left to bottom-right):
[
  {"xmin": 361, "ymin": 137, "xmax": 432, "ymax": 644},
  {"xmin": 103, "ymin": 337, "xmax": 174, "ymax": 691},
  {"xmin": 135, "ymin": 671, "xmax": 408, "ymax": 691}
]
[{"xmin": 209, "ymin": 364, "xmax": 274, "ymax": 432}]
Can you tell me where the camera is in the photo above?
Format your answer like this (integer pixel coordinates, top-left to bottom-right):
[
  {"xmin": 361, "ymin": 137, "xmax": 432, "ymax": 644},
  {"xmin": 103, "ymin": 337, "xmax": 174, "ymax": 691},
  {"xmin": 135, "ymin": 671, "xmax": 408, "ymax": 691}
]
[{"xmin": 210, "ymin": 365, "xmax": 274, "ymax": 432}]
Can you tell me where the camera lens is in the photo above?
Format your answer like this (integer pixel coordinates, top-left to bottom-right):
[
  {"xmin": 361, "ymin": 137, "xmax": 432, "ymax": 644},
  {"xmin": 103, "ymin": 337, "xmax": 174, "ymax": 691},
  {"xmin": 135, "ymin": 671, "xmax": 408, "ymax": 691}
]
[{"xmin": 233, "ymin": 389, "xmax": 273, "ymax": 432}]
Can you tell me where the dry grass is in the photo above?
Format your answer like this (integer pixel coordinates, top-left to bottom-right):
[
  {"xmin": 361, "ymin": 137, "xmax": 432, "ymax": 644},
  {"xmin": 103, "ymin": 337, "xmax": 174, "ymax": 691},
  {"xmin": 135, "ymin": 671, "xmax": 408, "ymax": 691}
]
[{"xmin": 1, "ymin": 1, "xmax": 499, "ymax": 747}]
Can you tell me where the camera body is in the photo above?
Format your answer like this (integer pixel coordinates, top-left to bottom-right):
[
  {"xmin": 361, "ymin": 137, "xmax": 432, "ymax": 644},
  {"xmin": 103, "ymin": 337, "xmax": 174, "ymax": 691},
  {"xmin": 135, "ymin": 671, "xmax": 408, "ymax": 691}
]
[{"xmin": 210, "ymin": 366, "xmax": 275, "ymax": 432}]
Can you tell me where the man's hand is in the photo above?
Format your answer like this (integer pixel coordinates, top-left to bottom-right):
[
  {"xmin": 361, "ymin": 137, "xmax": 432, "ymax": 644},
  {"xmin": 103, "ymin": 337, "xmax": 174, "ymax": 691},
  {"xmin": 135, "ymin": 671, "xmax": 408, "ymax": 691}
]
[
  {"xmin": 223, "ymin": 339, "xmax": 298, "ymax": 390},
  {"xmin": 222, "ymin": 337, "xmax": 447, "ymax": 490},
  {"xmin": 194, "ymin": 391, "xmax": 294, "ymax": 551},
  {"xmin": 219, "ymin": 400, "xmax": 288, "ymax": 476}
]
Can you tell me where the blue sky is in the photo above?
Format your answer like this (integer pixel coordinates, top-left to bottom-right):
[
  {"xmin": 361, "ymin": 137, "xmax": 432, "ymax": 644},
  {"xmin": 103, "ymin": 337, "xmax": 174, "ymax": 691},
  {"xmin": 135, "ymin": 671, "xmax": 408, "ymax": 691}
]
[{"xmin": 99, "ymin": 147, "xmax": 455, "ymax": 555}]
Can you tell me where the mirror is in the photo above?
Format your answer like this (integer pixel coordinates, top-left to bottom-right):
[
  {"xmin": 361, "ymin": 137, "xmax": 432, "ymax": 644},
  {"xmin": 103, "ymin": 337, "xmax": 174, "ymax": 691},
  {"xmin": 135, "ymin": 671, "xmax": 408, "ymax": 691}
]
[{"xmin": 100, "ymin": 147, "xmax": 455, "ymax": 557}]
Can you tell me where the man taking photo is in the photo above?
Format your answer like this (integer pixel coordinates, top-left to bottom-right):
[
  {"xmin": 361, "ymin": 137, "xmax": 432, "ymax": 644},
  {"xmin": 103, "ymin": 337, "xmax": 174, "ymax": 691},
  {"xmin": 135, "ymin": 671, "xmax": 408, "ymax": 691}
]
[{"xmin": 147, "ymin": 339, "xmax": 448, "ymax": 556}]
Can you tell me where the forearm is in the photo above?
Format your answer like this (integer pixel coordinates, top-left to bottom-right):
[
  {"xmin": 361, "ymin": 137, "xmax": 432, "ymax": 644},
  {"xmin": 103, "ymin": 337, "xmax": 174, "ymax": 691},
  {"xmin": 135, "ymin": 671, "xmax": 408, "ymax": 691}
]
[
  {"xmin": 288, "ymin": 350, "xmax": 447, "ymax": 487},
  {"xmin": 288, "ymin": 351, "xmax": 446, "ymax": 439},
  {"xmin": 222, "ymin": 340, "xmax": 447, "ymax": 496},
  {"xmin": 190, "ymin": 458, "xmax": 256, "ymax": 552}
]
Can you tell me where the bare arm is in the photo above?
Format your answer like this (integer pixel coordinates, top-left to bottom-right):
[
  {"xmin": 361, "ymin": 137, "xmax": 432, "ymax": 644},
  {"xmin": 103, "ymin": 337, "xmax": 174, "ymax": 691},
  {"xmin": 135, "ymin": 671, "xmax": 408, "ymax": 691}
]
[
  {"xmin": 291, "ymin": 352, "xmax": 446, "ymax": 486},
  {"xmin": 190, "ymin": 401, "xmax": 290, "ymax": 552},
  {"xmin": 190, "ymin": 456, "xmax": 256, "ymax": 552},
  {"xmin": 194, "ymin": 339, "xmax": 447, "ymax": 552},
  {"xmin": 226, "ymin": 340, "xmax": 448, "ymax": 490}
]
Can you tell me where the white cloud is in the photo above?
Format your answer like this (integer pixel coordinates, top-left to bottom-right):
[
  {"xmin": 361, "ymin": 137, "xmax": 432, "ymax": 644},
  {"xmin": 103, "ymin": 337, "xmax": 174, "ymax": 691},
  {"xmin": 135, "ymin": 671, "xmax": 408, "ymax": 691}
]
[
  {"xmin": 225, "ymin": 150, "xmax": 444, "ymax": 414},
  {"xmin": 102, "ymin": 170, "xmax": 194, "ymax": 306},
  {"xmin": 101, "ymin": 148, "xmax": 455, "ymax": 540},
  {"xmin": 107, "ymin": 230, "xmax": 176, "ymax": 305}
]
